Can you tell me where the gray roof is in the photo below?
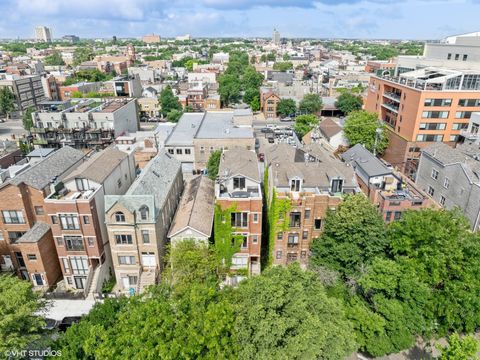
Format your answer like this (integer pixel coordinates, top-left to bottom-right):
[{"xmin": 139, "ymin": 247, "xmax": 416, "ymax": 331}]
[
  {"xmin": 265, "ymin": 143, "xmax": 357, "ymax": 189},
  {"xmin": 342, "ymin": 144, "xmax": 393, "ymax": 178},
  {"xmin": 267, "ymin": 71, "xmax": 294, "ymax": 85},
  {"xmin": 16, "ymin": 222, "xmax": 51, "ymax": 243},
  {"xmin": 168, "ymin": 176, "xmax": 215, "ymax": 238},
  {"xmin": 218, "ymin": 149, "xmax": 260, "ymax": 182},
  {"xmin": 165, "ymin": 113, "xmax": 204, "ymax": 146},
  {"xmin": 26, "ymin": 148, "xmax": 55, "ymax": 158},
  {"xmin": 11, "ymin": 146, "xmax": 85, "ymax": 190},
  {"xmin": 195, "ymin": 112, "xmax": 253, "ymax": 139},
  {"xmin": 64, "ymin": 148, "xmax": 128, "ymax": 184},
  {"xmin": 105, "ymin": 151, "xmax": 181, "ymax": 221}
]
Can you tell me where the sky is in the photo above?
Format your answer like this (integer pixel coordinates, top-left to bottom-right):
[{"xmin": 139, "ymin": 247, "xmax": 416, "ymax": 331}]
[{"xmin": 0, "ymin": 0, "xmax": 479, "ymax": 40}]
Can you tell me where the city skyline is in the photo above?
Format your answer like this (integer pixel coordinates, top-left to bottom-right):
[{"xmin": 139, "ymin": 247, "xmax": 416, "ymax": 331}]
[{"xmin": 1, "ymin": 0, "xmax": 480, "ymax": 40}]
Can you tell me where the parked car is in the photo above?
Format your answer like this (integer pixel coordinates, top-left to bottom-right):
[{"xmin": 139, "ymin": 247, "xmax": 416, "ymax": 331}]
[
  {"xmin": 268, "ymin": 137, "xmax": 275, "ymax": 144},
  {"xmin": 258, "ymin": 153, "xmax": 265, "ymax": 162},
  {"xmin": 280, "ymin": 116, "xmax": 292, "ymax": 122},
  {"xmin": 58, "ymin": 317, "xmax": 82, "ymax": 332}
]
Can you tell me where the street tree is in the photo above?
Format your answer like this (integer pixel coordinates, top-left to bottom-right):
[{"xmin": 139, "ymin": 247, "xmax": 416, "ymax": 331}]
[
  {"xmin": 335, "ymin": 92, "xmax": 363, "ymax": 114},
  {"xmin": 276, "ymin": 98, "xmax": 296, "ymax": 118},
  {"xmin": 159, "ymin": 85, "xmax": 181, "ymax": 118},
  {"xmin": 343, "ymin": 110, "xmax": 388, "ymax": 154},
  {"xmin": 294, "ymin": 114, "xmax": 319, "ymax": 139},
  {"xmin": 0, "ymin": 87, "xmax": 15, "ymax": 119},
  {"xmin": 438, "ymin": 333, "xmax": 478, "ymax": 360},
  {"xmin": 22, "ymin": 107, "xmax": 35, "ymax": 130},
  {"xmin": 298, "ymin": 93, "xmax": 323, "ymax": 114}
]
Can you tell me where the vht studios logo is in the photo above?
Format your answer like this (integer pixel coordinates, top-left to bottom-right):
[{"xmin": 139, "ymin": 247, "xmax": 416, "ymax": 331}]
[{"xmin": 5, "ymin": 349, "xmax": 62, "ymax": 359}]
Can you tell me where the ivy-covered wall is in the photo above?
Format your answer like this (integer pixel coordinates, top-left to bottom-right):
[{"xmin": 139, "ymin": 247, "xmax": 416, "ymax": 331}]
[{"xmin": 214, "ymin": 203, "xmax": 244, "ymax": 270}]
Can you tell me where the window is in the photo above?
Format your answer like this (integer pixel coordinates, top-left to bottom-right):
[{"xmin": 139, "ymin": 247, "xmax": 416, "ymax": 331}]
[
  {"xmin": 75, "ymin": 178, "xmax": 89, "ymax": 191},
  {"xmin": 56, "ymin": 237, "xmax": 64, "ymax": 246},
  {"xmin": 139, "ymin": 206, "xmax": 149, "ymax": 221},
  {"xmin": 27, "ymin": 254, "xmax": 37, "ymax": 261},
  {"xmin": 386, "ymin": 211, "xmax": 392, "ymax": 221},
  {"xmin": 455, "ymin": 54, "xmax": 460, "ymax": 60},
  {"xmin": 277, "ymin": 232, "xmax": 283, "ymax": 240},
  {"xmin": 127, "ymin": 275, "xmax": 138, "ymax": 286},
  {"xmin": 8, "ymin": 231, "xmax": 25, "ymax": 242},
  {"xmin": 59, "ymin": 214, "xmax": 80, "ymax": 230},
  {"xmin": 252, "ymin": 235, "xmax": 258, "ymax": 244},
  {"xmin": 416, "ymin": 134, "xmax": 444, "ymax": 142},
  {"xmin": 185, "ymin": 148, "xmax": 191, "ymax": 155},
  {"xmin": 304, "ymin": 209, "xmax": 310, "ymax": 220},
  {"xmin": 458, "ymin": 99, "xmax": 480, "ymax": 107},
  {"xmin": 455, "ymin": 111, "xmax": 472, "ymax": 119},
  {"xmin": 422, "ymin": 111, "xmax": 449, "ymax": 119},
  {"xmin": 447, "ymin": 53, "xmax": 452, "ymax": 60},
  {"xmin": 302, "ymin": 230, "xmax": 308, "ymax": 240},
  {"xmin": 428, "ymin": 186, "xmax": 435, "ymax": 196},
  {"xmin": 115, "ymin": 212, "xmax": 125, "ymax": 222},
  {"xmin": 168, "ymin": 148, "xmax": 174, "ymax": 155},
  {"xmin": 314, "ymin": 219, "xmax": 322, "ymax": 230},
  {"xmin": 176, "ymin": 148, "xmax": 183, "ymax": 155},
  {"xmin": 232, "ymin": 256, "xmax": 248, "ymax": 267},
  {"xmin": 83, "ymin": 216, "xmax": 90, "ymax": 224},
  {"xmin": 331, "ymin": 178, "xmax": 344, "ymax": 193},
  {"xmin": 241, "ymin": 235, "xmax": 248, "ymax": 249},
  {"xmin": 2, "ymin": 210, "xmax": 25, "ymax": 224},
  {"xmin": 463, "ymin": 54, "xmax": 468, "ymax": 61},
  {"xmin": 443, "ymin": 178, "xmax": 450, "ymax": 189},
  {"xmin": 424, "ymin": 99, "xmax": 452, "ymax": 107},
  {"xmin": 452, "ymin": 123, "xmax": 469, "ymax": 130},
  {"xmin": 289, "ymin": 212, "xmax": 301, "ymax": 228},
  {"xmin": 62, "ymin": 258, "xmax": 70, "ymax": 273},
  {"xmin": 233, "ymin": 177, "xmax": 246, "ymax": 190},
  {"xmin": 87, "ymin": 237, "xmax": 94, "ymax": 247},
  {"xmin": 431, "ymin": 169, "xmax": 439, "ymax": 180},
  {"xmin": 231, "ymin": 212, "xmax": 248, "ymax": 228},
  {"xmin": 65, "ymin": 236, "xmax": 84, "ymax": 251},
  {"xmin": 253, "ymin": 213, "xmax": 259, "ymax": 223},
  {"xmin": 394, "ymin": 211, "xmax": 402, "ymax": 220},
  {"xmin": 141, "ymin": 230, "xmax": 150, "ymax": 244},
  {"xmin": 276, "ymin": 251, "xmax": 282, "ymax": 259},
  {"xmin": 51, "ymin": 215, "xmax": 58, "ymax": 224},
  {"xmin": 288, "ymin": 233, "xmax": 299, "ymax": 245},
  {"xmin": 419, "ymin": 123, "xmax": 446, "ymax": 130},
  {"xmin": 450, "ymin": 135, "xmax": 459, "ymax": 142},
  {"xmin": 200, "ymin": 146, "xmax": 205, "ymax": 154},
  {"xmin": 118, "ymin": 256, "xmax": 135, "ymax": 265},
  {"xmin": 290, "ymin": 178, "xmax": 301, "ymax": 192},
  {"xmin": 287, "ymin": 253, "xmax": 298, "ymax": 262},
  {"xmin": 34, "ymin": 206, "xmax": 44, "ymax": 215},
  {"xmin": 115, "ymin": 234, "xmax": 133, "ymax": 245},
  {"xmin": 440, "ymin": 196, "xmax": 446, "ymax": 206}
]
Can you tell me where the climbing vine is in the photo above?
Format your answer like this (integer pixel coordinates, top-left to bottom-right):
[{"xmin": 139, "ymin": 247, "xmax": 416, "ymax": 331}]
[
  {"xmin": 214, "ymin": 203, "xmax": 245, "ymax": 270},
  {"xmin": 266, "ymin": 189, "xmax": 291, "ymax": 267}
]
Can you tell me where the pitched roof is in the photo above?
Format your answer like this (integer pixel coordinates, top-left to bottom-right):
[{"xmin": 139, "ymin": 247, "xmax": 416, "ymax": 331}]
[
  {"xmin": 64, "ymin": 147, "xmax": 128, "ymax": 184},
  {"xmin": 341, "ymin": 144, "xmax": 393, "ymax": 178},
  {"xmin": 16, "ymin": 222, "xmax": 51, "ymax": 243},
  {"xmin": 11, "ymin": 146, "xmax": 85, "ymax": 190},
  {"xmin": 319, "ymin": 118, "xmax": 342, "ymax": 140},
  {"xmin": 168, "ymin": 176, "xmax": 215, "ymax": 238},
  {"xmin": 218, "ymin": 149, "xmax": 260, "ymax": 182},
  {"xmin": 264, "ymin": 143, "xmax": 357, "ymax": 189}
]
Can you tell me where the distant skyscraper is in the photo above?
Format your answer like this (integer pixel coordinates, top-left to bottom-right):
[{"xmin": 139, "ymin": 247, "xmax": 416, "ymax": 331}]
[
  {"xmin": 35, "ymin": 26, "xmax": 52, "ymax": 42},
  {"xmin": 272, "ymin": 28, "xmax": 280, "ymax": 45}
]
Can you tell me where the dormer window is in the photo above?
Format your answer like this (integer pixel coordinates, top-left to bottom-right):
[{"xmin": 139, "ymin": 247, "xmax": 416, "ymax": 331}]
[
  {"xmin": 115, "ymin": 212, "xmax": 125, "ymax": 222},
  {"xmin": 139, "ymin": 205, "xmax": 149, "ymax": 221},
  {"xmin": 331, "ymin": 178, "xmax": 344, "ymax": 194},
  {"xmin": 290, "ymin": 178, "xmax": 301, "ymax": 192},
  {"xmin": 233, "ymin": 177, "xmax": 245, "ymax": 190}
]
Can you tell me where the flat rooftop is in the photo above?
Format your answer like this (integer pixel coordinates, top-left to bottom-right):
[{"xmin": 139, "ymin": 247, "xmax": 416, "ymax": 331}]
[
  {"xmin": 165, "ymin": 113, "xmax": 204, "ymax": 146},
  {"xmin": 195, "ymin": 111, "xmax": 253, "ymax": 139}
]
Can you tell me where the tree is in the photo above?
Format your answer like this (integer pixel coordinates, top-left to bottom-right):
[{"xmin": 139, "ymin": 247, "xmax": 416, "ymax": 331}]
[
  {"xmin": 276, "ymin": 98, "xmax": 296, "ymax": 118},
  {"xmin": 166, "ymin": 109, "xmax": 183, "ymax": 123},
  {"xmin": 0, "ymin": 87, "xmax": 15, "ymax": 119},
  {"xmin": 22, "ymin": 106, "xmax": 34, "ymax": 130},
  {"xmin": 438, "ymin": 333, "xmax": 479, "ymax": 360},
  {"xmin": 298, "ymin": 93, "xmax": 322, "ymax": 114},
  {"xmin": 72, "ymin": 46, "xmax": 94, "ymax": 66},
  {"xmin": 335, "ymin": 92, "xmax": 363, "ymax": 114},
  {"xmin": 282, "ymin": 53, "xmax": 290, "ymax": 61},
  {"xmin": 159, "ymin": 85, "xmax": 181, "ymax": 117},
  {"xmin": 272, "ymin": 61, "xmax": 293, "ymax": 72},
  {"xmin": 249, "ymin": 96, "xmax": 260, "ymax": 111},
  {"xmin": 207, "ymin": 150, "xmax": 222, "ymax": 180},
  {"xmin": 184, "ymin": 105, "xmax": 195, "ymax": 113},
  {"xmin": 232, "ymin": 264, "xmax": 356, "ymax": 360},
  {"xmin": 343, "ymin": 110, "xmax": 388, "ymax": 154},
  {"xmin": 294, "ymin": 114, "xmax": 319, "ymax": 139},
  {"xmin": 218, "ymin": 73, "xmax": 241, "ymax": 106},
  {"xmin": 43, "ymin": 51, "xmax": 65, "ymax": 66},
  {"xmin": 0, "ymin": 275, "xmax": 46, "ymax": 354},
  {"xmin": 310, "ymin": 194, "xmax": 388, "ymax": 278},
  {"xmin": 242, "ymin": 67, "xmax": 263, "ymax": 90}
]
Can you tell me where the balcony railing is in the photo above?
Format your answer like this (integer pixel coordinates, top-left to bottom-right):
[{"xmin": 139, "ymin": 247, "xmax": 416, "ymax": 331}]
[
  {"xmin": 381, "ymin": 102, "xmax": 399, "ymax": 113},
  {"xmin": 383, "ymin": 91, "xmax": 401, "ymax": 102}
]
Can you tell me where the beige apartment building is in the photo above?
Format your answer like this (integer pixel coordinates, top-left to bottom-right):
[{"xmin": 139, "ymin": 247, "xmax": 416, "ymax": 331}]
[{"xmin": 105, "ymin": 152, "xmax": 183, "ymax": 294}]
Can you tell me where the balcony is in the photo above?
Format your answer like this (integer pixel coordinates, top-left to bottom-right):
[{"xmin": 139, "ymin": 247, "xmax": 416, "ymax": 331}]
[
  {"xmin": 30, "ymin": 127, "xmax": 46, "ymax": 134},
  {"xmin": 383, "ymin": 91, "xmax": 401, "ymax": 103},
  {"xmin": 33, "ymin": 139, "xmax": 48, "ymax": 145},
  {"xmin": 460, "ymin": 129, "xmax": 480, "ymax": 140},
  {"xmin": 381, "ymin": 102, "xmax": 399, "ymax": 113}
]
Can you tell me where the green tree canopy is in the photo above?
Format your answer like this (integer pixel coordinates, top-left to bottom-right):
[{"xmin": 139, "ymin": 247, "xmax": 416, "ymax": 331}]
[
  {"xmin": 72, "ymin": 46, "xmax": 94, "ymax": 66},
  {"xmin": 207, "ymin": 149, "xmax": 222, "ymax": 180},
  {"xmin": 335, "ymin": 92, "xmax": 363, "ymax": 114},
  {"xmin": 159, "ymin": 85, "xmax": 181, "ymax": 118},
  {"xmin": 310, "ymin": 194, "xmax": 388, "ymax": 278},
  {"xmin": 272, "ymin": 61, "xmax": 293, "ymax": 72},
  {"xmin": 0, "ymin": 275, "xmax": 46, "ymax": 354},
  {"xmin": 43, "ymin": 51, "xmax": 65, "ymax": 66},
  {"xmin": 298, "ymin": 93, "xmax": 323, "ymax": 114},
  {"xmin": 22, "ymin": 107, "xmax": 35, "ymax": 130},
  {"xmin": 166, "ymin": 109, "xmax": 183, "ymax": 123},
  {"xmin": 343, "ymin": 110, "xmax": 388, "ymax": 154},
  {"xmin": 232, "ymin": 264, "xmax": 356, "ymax": 360},
  {"xmin": 438, "ymin": 333, "xmax": 479, "ymax": 360},
  {"xmin": 294, "ymin": 114, "xmax": 319, "ymax": 139},
  {"xmin": 218, "ymin": 73, "xmax": 242, "ymax": 106},
  {"xmin": 0, "ymin": 87, "xmax": 15, "ymax": 118},
  {"xmin": 276, "ymin": 98, "xmax": 296, "ymax": 118}
]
